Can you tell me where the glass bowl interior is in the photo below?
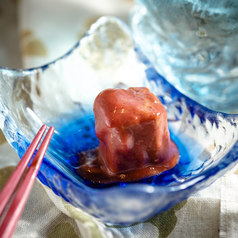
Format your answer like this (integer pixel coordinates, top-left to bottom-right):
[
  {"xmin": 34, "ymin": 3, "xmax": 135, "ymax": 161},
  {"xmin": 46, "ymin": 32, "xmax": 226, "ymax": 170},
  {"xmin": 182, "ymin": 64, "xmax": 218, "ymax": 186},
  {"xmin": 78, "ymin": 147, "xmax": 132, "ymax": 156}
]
[{"xmin": 0, "ymin": 16, "xmax": 238, "ymax": 225}]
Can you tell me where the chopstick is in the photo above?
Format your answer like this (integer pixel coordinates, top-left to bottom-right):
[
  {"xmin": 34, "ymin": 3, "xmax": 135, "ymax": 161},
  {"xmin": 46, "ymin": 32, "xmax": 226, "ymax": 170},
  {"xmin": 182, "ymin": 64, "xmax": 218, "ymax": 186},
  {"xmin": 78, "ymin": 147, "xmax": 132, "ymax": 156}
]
[{"xmin": 0, "ymin": 125, "xmax": 54, "ymax": 238}]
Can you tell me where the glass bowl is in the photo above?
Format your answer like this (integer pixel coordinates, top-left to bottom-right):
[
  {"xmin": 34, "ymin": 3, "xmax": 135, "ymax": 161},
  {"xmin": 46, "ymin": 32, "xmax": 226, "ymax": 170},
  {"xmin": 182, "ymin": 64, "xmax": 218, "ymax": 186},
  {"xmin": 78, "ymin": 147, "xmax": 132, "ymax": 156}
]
[
  {"xmin": 130, "ymin": 0, "xmax": 238, "ymax": 113},
  {"xmin": 0, "ymin": 16, "xmax": 238, "ymax": 225}
]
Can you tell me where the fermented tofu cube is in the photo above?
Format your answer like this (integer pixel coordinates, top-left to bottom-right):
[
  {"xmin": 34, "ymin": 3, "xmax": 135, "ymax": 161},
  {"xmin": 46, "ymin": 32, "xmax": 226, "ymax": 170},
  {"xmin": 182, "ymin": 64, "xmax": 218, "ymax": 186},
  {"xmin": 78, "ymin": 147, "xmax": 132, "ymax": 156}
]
[{"xmin": 94, "ymin": 87, "xmax": 172, "ymax": 174}]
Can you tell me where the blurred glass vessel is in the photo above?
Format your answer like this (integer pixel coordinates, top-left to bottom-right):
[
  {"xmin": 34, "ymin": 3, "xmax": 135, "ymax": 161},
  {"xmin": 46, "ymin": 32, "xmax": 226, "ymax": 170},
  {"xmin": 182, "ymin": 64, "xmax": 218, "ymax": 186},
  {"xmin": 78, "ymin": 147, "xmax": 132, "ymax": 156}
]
[{"xmin": 130, "ymin": 0, "xmax": 238, "ymax": 113}]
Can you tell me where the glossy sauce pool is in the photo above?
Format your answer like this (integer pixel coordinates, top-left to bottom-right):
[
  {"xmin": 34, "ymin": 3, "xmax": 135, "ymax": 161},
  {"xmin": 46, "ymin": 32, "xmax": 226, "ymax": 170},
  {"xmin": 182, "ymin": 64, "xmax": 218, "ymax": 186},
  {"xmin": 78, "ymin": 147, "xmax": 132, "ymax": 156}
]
[
  {"xmin": 52, "ymin": 87, "xmax": 181, "ymax": 185},
  {"xmin": 51, "ymin": 114, "xmax": 190, "ymax": 188}
]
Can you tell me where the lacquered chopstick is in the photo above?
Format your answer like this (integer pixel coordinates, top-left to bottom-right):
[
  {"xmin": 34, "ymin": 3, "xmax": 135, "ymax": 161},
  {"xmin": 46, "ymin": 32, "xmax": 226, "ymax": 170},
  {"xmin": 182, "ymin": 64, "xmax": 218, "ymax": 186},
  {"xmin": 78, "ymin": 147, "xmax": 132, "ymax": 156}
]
[
  {"xmin": 0, "ymin": 125, "xmax": 47, "ymax": 217},
  {"xmin": 0, "ymin": 125, "xmax": 54, "ymax": 238}
]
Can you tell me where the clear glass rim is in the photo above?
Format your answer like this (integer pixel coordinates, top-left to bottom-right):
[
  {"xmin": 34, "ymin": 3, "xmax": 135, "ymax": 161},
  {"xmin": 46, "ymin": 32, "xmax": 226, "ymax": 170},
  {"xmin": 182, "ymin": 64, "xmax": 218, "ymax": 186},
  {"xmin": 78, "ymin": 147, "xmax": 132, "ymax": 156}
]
[{"xmin": 0, "ymin": 15, "xmax": 237, "ymax": 197}]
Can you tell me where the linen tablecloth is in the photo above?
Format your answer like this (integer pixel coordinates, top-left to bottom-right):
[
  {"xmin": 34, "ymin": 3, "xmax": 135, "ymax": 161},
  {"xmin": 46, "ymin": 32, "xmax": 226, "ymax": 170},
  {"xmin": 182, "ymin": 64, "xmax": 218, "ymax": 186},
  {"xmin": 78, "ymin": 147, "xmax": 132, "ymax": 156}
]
[{"xmin": 1, "ymin": 0, "xmax": 238, "ymax": 237}]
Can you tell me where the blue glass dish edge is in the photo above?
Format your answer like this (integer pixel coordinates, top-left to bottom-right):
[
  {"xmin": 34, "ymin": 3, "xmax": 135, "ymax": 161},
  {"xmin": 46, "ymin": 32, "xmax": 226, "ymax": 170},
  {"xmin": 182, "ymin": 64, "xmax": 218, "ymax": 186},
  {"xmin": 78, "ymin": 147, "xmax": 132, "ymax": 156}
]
[{"xmin": 0, "ymin": 16, "xmax": 237, "ymax": 221}]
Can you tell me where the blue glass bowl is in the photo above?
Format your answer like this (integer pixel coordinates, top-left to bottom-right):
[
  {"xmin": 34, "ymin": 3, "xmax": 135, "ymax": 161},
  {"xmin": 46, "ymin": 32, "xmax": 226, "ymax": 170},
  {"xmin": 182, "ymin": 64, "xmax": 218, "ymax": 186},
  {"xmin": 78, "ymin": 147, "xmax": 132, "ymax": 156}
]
[{"xmin": 0, "ymin": 17, "xmax": 238, "ymax": 225}]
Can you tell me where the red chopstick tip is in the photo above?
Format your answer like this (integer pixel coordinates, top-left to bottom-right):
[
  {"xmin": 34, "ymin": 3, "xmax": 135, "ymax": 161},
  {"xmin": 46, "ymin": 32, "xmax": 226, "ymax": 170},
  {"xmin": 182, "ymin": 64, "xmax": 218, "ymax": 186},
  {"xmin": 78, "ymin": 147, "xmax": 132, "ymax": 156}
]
[
  {"xmin": 47, "ymin": 126, "xmax": 55, "ymax": 138},
  {"xmin": 40, "ymin": 124, "xmax": 47, "ymax": 131},
  {"xmin": 49, "ymin": 126, "xmax": 55, "ymax": 132}
]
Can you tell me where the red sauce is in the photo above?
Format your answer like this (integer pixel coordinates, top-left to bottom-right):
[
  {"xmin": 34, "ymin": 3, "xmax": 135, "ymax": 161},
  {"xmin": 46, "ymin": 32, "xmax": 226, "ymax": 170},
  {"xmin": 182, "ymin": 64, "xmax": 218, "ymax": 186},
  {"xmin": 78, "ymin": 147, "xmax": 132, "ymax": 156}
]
[{"xmin": 77, "ymin": 87, "xmax": 180, "ymax": 183}]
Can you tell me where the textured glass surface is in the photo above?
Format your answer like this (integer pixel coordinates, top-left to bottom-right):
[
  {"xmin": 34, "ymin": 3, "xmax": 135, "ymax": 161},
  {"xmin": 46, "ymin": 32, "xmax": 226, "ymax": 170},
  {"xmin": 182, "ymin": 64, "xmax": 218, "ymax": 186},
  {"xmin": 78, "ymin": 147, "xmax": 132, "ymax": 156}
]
[
  {"xmin": 0, "ymin": 17, "xmax": 238, "ymax": 225},
  {"xmin": 130, "ymin": 0, "xmax": 238, "ymax": 113}
]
